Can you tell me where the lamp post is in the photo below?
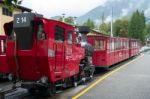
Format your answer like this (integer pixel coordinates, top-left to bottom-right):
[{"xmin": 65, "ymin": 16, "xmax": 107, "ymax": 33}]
[{"xmin": 62, "ymin": 13, "xmax": 65, "ymax": 22}]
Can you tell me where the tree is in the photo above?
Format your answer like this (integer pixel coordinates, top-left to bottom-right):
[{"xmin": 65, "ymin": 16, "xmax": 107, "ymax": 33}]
[
  {"xmin": 83, "ymin": 19, "xmax": 95, "ymax": 29},
  {"xmin": 99, "ymin": 22, "xmax": 110, "ymax": 35},
  {"xmin": 128, "ymin": 10, "xmax": 146, "ymax": 45},
  {"xmin": 113, "ymin": 19, "xmax": 122, "ymax": 36},
  {"xmin": 146, "ymin": 23, "xmax": 150, "ymax": 34},
  {"xmin": 4, "ymin": 0, "xmax": 22, "ymax": 11},
  {"xmin": 113, "ymin": 19, "xmax": 129, "ymax": 37},
  {"xmin": 59, "ymin": 16, "xmax": 78, "ymax": 25},
  {"xmin": 64, "ymin": 17, "xmax": 74, "ymax": 25}
]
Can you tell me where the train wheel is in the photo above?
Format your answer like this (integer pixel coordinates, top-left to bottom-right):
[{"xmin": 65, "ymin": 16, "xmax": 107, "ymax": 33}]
[
  {"xmin": 46, "ymin": 83, "xmax": 56, "ymax": 96},
  {"xmin": 72, "ymin": 75, "xmax": 78, "ymax": 87},
  {"xmin": 28, "ymin": 88, "xmax": 39, "ymax": 95},
  {"xmin": 104, "ymin": 66, "xmax": 111, "ymax": 71}
]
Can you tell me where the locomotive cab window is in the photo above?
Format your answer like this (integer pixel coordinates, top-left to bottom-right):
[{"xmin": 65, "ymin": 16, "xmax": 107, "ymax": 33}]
[
  {"xmin": 37, "ymin": 23, "xmax": 46, "ymax": 40},
  {"xmin": 68, "ymin": 30, "xmax": 73, "ymax": 44},
  {"xmin": 55, "ymin": 25, "xmax": 65, "ymax": 42}
]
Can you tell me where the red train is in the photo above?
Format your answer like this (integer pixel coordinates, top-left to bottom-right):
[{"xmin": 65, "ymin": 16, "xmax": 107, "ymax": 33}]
[{"xmin": 0, "ymin": 12, "xmax": 140, "ymax": 95}]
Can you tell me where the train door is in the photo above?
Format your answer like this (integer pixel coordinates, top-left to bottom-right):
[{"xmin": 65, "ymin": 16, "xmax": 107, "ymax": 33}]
[
  {"xmin": 54, "ymin": 25, "xmax": 65, "ymax": 72},
  {"xmin": 65, "ymin": 30, "xmax": 73, "ymax": 72},
  {"xmin": 36, "ymin": 21, "xmax": 49, "ymax": 76}
]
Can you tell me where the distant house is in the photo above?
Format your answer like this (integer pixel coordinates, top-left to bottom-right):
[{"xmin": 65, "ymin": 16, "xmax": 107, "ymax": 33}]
[{"xmin": 0, "ymin": 1, "xmax": 31, "ymax": 35}]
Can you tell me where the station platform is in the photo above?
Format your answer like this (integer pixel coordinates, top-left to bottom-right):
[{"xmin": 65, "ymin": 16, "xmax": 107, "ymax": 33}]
[{"xmin": 72, "ymin": 52, "xmax": 150, "ymax": 99}]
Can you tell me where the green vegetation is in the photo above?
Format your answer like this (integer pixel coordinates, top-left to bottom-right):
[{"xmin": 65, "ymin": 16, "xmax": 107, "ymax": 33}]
[
  {"xmin": 99, "ymin": 22, "xmax": 110, "ymax": 35},
  {"xmin": 146, "ymin": 23, "xmax": 150, "ymax": 34},
  {"xmin": 83, "ymin": 19, "xmax": 95, "ymax": 29},
  {"xmin": 128, "ymin": 10, "xmax": 146, "ymax": 45},
  {"xmin": 113, "ymin": 18, "xmax": 129, "ymax": 37},
  {"xmin": 59, "ymin": 16, "xmax": 75, "ymax": 25},
  {"xmin": 4, "ymin": 0, "xmax": 22, "ymax": 11}
]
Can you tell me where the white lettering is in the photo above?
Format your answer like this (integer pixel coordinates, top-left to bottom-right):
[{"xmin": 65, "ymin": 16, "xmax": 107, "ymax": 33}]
[
  {"xmin": 16, "ymin": 18, "xmax": 20, "ymax": 23},
  {"xmin": 21, "ymin": 17, "xmax": 26, "ymax": 23},
  {"xmin": 16, "ymin": 17, "xmax": 27, "ymax": 24}
]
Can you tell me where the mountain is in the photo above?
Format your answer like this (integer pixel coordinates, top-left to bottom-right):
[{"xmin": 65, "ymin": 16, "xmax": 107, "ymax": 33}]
[
  {"xmin": 51, "ymin": 16, "xmax": 61, "ymax": 20},
  {"xmin": 77, "ymin": 0, "xmax": 150, "ymax": 24}
]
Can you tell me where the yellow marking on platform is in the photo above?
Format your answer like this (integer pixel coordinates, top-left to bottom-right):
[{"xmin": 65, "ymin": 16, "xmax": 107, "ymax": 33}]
[{"xmin": 72, "ymin": 55, "xmax": 144, "ymax": 99}]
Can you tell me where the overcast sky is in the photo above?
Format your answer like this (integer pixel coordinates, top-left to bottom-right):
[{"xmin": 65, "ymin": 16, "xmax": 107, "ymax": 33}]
[{"xmin": 21, "ymin": 0, "xmax": 107, "ymax": 18}]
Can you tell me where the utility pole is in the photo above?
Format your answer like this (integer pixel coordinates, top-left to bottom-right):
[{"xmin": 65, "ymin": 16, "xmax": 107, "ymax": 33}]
[
  {"xmin": 111, "ymin": 7, "xmax": 113, "ymax": 37},
  {"xmin": 101, "ymin": 12, "xmax": 105, "ymax": 24}
]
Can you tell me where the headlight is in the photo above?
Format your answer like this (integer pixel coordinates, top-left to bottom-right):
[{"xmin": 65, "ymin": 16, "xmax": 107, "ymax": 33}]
[
  {"xmin": 40, "ymin": 76, "xmax": 48, "ymax": 83},
  {"xmin": 8, "ymin": 74, "xmax": 14, "ymax": 81}
]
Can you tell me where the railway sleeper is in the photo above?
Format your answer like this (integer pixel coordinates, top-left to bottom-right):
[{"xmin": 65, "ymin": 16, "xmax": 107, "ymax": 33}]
[{"xmin": 0, "ymin": 87, "xmax": 28, "ymax": 99}]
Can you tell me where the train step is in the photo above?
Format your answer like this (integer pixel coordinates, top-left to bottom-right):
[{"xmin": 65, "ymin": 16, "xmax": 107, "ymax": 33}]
[
  {"xmin": 55, "ymin": 90, "xmax": 63, "ymax": 94},
  {"xmin": 55, "ymin": 84, "xmax": 64, "ymax": 87},
  {"xmin": 55, "ymin": 81, "xmax": 64, "ymax": 94}
]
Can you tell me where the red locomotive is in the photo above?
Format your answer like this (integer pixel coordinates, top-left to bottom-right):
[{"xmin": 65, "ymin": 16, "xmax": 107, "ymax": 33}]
[{"xmin": 3, "ymin": 13, "xmax": 94, "ymax": 94}]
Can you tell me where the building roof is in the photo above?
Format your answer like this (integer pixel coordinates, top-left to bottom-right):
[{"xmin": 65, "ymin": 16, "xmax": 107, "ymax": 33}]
[
  {"xmin": 0, "ymin": 1, "xmax": 32, "ymax": 12},
  {"xmin": 87, "ymin": 29, "xmax": 109, "ymax": 36}
]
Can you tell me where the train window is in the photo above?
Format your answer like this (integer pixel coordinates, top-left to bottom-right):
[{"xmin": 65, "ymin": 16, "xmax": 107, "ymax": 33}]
[
  {"xmin": 94, "ymin": 39, "xmax": 105, "ymax": 50},
  {"xmin": 37, "ymin": 24, "xmax": 46, "ymax": 40},
  {"xmin": 114, "ymin": 40, "xmax": 117, "ymax": 50},
  {"xmin": 111, "ymin": 40, "xmax": 115, "ymax": 51},
  {"xmin": 109, "ymin": 40, "xmax": 111, "ymax": 51},
  {"xmin": 0, "ymin": 39, "xmax": 6, "ymax": 54},
  {"xmin": 119, "ymin": 41, "xmax": 122, "ymax": 49},
  {"xmin": 95, "ymin": 40, "xmax": 99, "ymax": 49},
  {"xmin": 55, "ymin": 25, "xmax": 65, "ymax": 42},
  {"xmin": 100, "ymin": 41, "xmax": 103, "ymax": 49},
  {"xmin": 68, "ymin": 30, "xmax": 73, "ymax": 43},
  {"xmin": 123, "ymin": 41, "xmax": 126, "ymax": 49},
  {"xmin": 131, "ymin": 41, "xmax": 137, "ymax": 48},
  {"xmin": 107, "ymin": 40, "xmax": 110, "ymax": 50},
  {"xmin": 116, "ymin": 40, "xmax": 119, "ymax": 50},
  {"xmin": 109, "ymin": 39, "xmax": 114, "ymax": 51}
]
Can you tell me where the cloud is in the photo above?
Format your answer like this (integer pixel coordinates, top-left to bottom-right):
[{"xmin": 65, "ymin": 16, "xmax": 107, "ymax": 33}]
[
  {"xmin": 105, "ymin": 15, "xmax": 112, "ymax": 22},
  {"xmin": 145, "ymin": 4, "xmax": 150, "ymax": 17},
  {"xmin": 22, "ymin": 0, "xmax": 107, "ymax": 18},
  {"xmin": 129, "ymin": 0, "xmax": 145, "ymax": 11},
  {"xmin": 120, "ymin": 9, "xmax": 129, "ymax": 17}
]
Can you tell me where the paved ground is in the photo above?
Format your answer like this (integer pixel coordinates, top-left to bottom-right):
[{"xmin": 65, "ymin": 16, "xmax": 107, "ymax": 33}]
[{"xmin": 79, "ymin": 52, "xmax": 150, "ymax": 99}]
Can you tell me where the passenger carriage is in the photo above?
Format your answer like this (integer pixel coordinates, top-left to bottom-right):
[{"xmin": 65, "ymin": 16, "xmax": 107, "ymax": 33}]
[{"xmin": 87, "ymin": 34, "xmax": 130, "ymax": 69}]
